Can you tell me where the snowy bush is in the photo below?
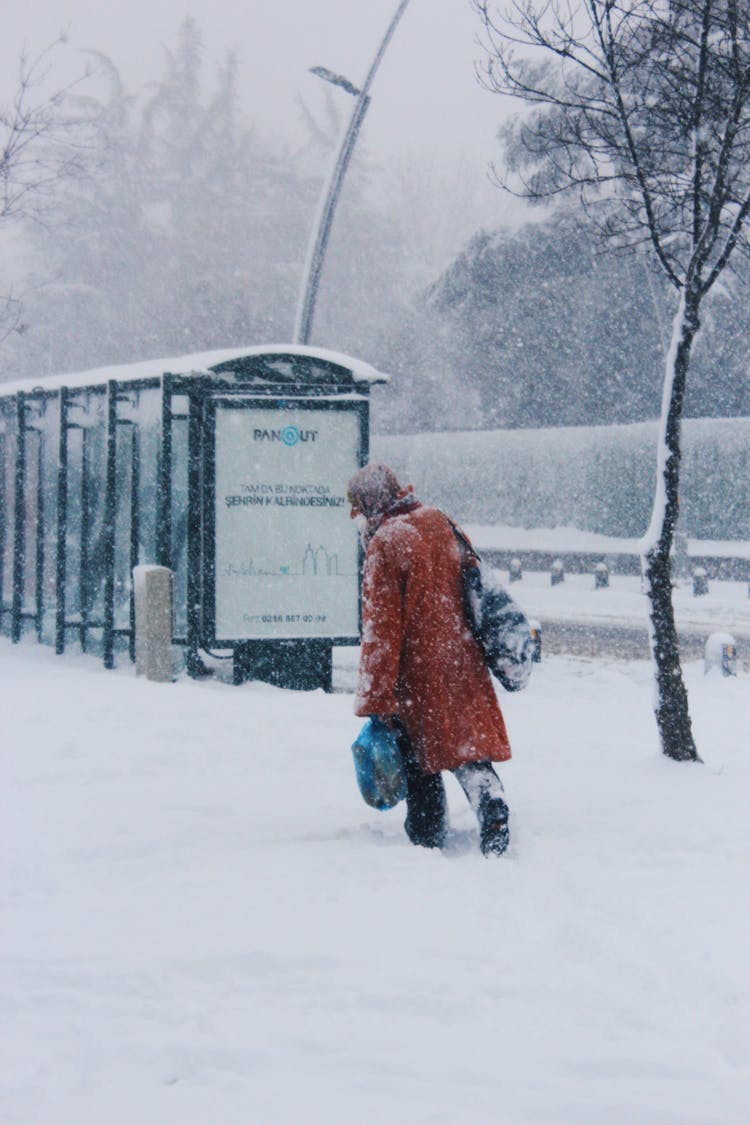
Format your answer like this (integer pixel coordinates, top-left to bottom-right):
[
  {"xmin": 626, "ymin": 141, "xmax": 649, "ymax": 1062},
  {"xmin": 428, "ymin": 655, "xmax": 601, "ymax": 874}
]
[{"xmin": 373, "ymin": 417, "xmax": 750, "ymax": 539}]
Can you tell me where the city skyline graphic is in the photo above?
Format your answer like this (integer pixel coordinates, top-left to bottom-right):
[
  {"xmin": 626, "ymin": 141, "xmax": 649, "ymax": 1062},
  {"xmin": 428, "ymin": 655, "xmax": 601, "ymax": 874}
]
[{"xmin": 222, "ymin": 543, "xmax": 356, "ymax": 579}]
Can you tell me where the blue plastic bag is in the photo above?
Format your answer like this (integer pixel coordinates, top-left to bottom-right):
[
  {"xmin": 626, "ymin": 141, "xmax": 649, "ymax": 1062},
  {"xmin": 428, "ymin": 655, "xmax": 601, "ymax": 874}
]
[{"xmin": 351, "ymin": 718, "xmax": 407, "ymax": 810}]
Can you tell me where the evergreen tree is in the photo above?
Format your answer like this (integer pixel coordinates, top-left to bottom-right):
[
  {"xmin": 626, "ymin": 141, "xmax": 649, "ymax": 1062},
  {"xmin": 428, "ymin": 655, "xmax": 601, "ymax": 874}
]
[
  {"xmin": 375, "ymin": 212, "xmax": 750, "ymax": 433},
  {"xmin": 1, "ymin": 21, "xmax": 315, "ymax": 378}
]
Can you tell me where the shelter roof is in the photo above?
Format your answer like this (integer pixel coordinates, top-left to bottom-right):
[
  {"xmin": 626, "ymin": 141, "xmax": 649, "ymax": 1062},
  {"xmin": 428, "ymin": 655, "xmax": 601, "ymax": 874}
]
[{"xmin": 0, "ymin": 344, "xmax": 390, "ymax": 397}]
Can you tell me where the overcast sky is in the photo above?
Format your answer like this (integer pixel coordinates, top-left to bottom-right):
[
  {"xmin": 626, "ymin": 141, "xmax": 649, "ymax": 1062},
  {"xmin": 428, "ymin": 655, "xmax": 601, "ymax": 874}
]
[
  {"xmin": 0, "ymin": 0, "xmax": 534, "ymax": 297},
  {"xmin": 3, "ymin": 0, "xmax": 511, "ymax": 170}
]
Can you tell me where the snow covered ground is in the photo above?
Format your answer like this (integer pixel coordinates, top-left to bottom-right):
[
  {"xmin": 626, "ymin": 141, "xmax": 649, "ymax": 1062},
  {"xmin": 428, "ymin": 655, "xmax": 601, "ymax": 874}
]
[{"xmin": 2, "ymin": 635, "xmax": 749, "ymax": 1124}]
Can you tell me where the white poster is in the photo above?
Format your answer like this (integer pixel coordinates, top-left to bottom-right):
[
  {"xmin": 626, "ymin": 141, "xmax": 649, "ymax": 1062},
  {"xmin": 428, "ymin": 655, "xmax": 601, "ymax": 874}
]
[{"xmin": 213, "ymin": 401, "xmax": 361, "ymax": 640}]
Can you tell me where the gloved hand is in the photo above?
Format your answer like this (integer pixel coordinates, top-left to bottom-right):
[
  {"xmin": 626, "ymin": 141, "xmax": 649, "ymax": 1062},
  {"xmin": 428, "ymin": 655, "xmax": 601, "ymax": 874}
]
[{"xmin": 373, "ymin": 714, "xmax": 398, "ymax": 731}]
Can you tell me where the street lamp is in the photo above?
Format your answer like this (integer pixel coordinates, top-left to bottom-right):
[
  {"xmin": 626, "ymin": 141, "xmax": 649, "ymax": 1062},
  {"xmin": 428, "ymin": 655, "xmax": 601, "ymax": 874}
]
[
  {"xmin": 309, "ymin": 66, "xmax": 362, "ymax": 98},
  {"xmin": 293, "ymin": 0, "xmax": 413, "ymax": 345}
]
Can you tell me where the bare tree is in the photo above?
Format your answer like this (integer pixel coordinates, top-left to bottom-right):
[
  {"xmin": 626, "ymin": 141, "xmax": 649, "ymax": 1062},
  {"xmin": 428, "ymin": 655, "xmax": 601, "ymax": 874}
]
[
  {"xmin": 0, "ymin": 36, "xmax": 88, "ymax": 341},
  {"xmin": 0, "ymin": 290, "xmax": 24, "ymax": 339},
  {"xmin": 473, "ymin": 0, "xmax": 750, "ymax": 762}
]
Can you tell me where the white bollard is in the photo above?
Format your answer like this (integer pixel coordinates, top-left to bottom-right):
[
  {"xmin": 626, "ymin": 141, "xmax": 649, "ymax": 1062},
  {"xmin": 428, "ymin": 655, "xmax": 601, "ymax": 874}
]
[
  {"xmin": 693, "ymin": 566, "xmax": 709, "ymax": 596},
  {"xmin": 594, "ymin": 561, "xmax": 610, "ymax": 589},
  {"xmin": 704, "ymin": 632, "xmax": 737, "ymax": 677},
  {"xmin": 550, "ymin": 558, "xmax": 565, "ymax": 586},
  {"xmin": 133, "ymin": 565, "xmax": 174, "ymax": 682}
]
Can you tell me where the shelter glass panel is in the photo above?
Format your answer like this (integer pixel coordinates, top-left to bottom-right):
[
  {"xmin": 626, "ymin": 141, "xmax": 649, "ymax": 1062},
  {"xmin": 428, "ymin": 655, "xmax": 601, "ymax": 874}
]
[
  {"xmin": 171, "ymin": 410, "xmax": 189, "ymax": 639},
  {"xmin": 80, "ymin": 397, "xmax": 108, "ymax": 645},
  {"xmin": 22, "ymin": 428, "xmax": 41, "ymax": 622},
  {"xmin": 134, "ymin": 388, "xmax": 161, "ymax": 566},
  {"xmin": 0, "ymin": 415, "xmax": 16, "ymax": 631},
  {"xmin": 39, "ymin": 396, "xmax": 60, "ymax": 643},
  {"xmin": 64, "ymin": 391, "xmax": 107, "ymax": 650},
  {"xmin": 113, "ymin": 421, "xmax": 136, "ymax": 632},
  {"xmin": 64, "ymin": 425, "xmax": 85, "ymax": 631}
]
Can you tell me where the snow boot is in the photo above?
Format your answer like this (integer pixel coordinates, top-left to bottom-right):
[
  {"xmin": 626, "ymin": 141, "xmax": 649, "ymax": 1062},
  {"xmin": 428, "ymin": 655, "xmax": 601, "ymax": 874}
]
[
  {"xmin": 405, "ymin": 807, "xmax": 446, "ymax": 849},
  {"xmin": 452, "ymin": 760, "xmax": 509, "ymax": 856},
  {"xmin": 404, "ymin": 773, "xmax": 447, "ymax": 848},
  {"xmin": 479, "ymin": 794, "xmax": 510, "ymax": 857}
]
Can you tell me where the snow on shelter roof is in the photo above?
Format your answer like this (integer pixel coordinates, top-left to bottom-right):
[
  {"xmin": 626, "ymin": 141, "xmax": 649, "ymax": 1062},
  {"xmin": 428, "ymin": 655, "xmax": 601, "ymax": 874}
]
[{"xmin": 0, "ymin": 344, "xmax": 390, "ymax": 397}]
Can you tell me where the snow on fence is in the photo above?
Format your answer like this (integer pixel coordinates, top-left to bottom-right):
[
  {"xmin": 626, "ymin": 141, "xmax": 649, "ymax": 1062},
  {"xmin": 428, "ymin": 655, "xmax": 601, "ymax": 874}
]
[{"xmin": 374, "ymin": 417, "xmax": 750, "ymax": 542}]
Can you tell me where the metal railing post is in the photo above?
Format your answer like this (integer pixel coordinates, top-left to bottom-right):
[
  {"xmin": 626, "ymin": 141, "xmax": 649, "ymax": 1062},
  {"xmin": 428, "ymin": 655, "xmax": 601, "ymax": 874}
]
[
  {"xmin": 186, "ymin": 390, "xmax": 203, "ymax": 671},
  {"xmin": 129, "ymin": 423, "xmax": 140, "ymax": 663},
  {"xmin": 11, "ymin": 393, "xmax": 26, "ymax": 643},
  {"xmin": 34, "ymin": 426, "xmax": 44, "ymax": 642},
  {"xmin": 55, "ymin": 388, "xmax": 69, "ymax": 654},
  {"xmin": 79, "ymin": 426, "xmax": 92, "ymax": 651},
  {"xmin": 0, "ymin": 430, "xmax": 6, "ymax": 623},
  {"xmin": 157, "ymin": 376, "xmax": 173, "ymax": 570},
  {"xmin": 102, "ymin": 380, "xmax": 118, "ymax": 669}
]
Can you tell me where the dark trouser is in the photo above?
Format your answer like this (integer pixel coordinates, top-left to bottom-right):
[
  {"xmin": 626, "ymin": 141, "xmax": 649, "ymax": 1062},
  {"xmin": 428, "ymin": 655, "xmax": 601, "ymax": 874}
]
[
  {"xmin": 395, "ymin": 725, "xmax": 506, "ymax": 849},
  {"xmin": 398, "ymin": 728, "xmax": 448, "ymax": 848}
]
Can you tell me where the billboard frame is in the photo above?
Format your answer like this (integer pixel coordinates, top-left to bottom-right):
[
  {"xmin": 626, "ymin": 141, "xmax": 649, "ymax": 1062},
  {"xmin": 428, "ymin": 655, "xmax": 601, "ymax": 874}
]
[{"xmin": 199, "ymin": 390, "xmax": 368, "ymax": 652}]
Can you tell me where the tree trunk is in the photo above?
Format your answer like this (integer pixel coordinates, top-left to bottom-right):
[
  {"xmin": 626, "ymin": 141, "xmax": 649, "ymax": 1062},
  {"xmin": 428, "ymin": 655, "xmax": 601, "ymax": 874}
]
[{"xmin": 641, "ymin": 290, "xmax": 701, "ymax": 763}]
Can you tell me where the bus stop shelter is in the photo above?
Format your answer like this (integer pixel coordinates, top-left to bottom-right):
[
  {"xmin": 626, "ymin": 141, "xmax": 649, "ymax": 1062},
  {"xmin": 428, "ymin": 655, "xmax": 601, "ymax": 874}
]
[{"xmin": 0, "ymin": 345, "xmax": 388, "ymax": 689}]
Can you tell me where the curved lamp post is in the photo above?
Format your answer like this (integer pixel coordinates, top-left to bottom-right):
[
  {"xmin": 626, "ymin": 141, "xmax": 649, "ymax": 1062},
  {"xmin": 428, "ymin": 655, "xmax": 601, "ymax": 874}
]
[{"xmin": 293, "ymin": 0, "xmax": 413, "ymax": 345}]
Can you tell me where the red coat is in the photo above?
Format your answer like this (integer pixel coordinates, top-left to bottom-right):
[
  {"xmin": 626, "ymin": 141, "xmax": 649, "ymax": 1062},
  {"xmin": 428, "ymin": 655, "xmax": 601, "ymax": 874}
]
[{"xmin": 354, "ymin": 505, "xmax": 512, "ymax": 773}]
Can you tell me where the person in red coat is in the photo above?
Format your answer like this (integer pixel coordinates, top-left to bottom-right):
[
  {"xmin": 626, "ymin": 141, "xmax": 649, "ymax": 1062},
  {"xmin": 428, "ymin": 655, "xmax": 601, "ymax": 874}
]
[{"xmin": 348, "ymin": 463, "xmax": 513, "ymax": 855}]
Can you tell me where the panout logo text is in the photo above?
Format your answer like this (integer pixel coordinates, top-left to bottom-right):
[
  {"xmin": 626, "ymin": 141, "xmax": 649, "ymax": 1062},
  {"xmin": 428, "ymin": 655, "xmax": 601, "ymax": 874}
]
[{"xmin": 253, "ymin": 425, "xmax": 318, "ymax": 446}]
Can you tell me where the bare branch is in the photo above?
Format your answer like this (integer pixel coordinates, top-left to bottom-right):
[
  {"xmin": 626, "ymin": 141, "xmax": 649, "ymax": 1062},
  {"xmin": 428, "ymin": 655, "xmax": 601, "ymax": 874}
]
[
  {"xmin": 701, "ymin": 189, "xmax": 750, "ymax": 292},
  {"xmin": 0, "ymin": 35, "xmax": 91, "ymax": 226},
  {"xmin": 475, "ymin": 0, "xmax": 750, "ymax": 293},
  {"xmin": 0, "ymin": 288, "xmax": 26, "ymax": 343}
]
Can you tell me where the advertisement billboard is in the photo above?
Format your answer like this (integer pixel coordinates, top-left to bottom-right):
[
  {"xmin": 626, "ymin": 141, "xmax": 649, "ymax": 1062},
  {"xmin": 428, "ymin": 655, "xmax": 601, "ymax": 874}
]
[{"xmin": 205, "ymin": 397, "xmax": 364, "ymax": 643}]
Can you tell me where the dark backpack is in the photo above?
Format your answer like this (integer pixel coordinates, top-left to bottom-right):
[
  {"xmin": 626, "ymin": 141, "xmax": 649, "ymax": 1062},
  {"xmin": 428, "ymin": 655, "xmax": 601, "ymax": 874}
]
[{"xmin": 449, "ymin": 519, "xmax": 534, "ymax": 692}]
